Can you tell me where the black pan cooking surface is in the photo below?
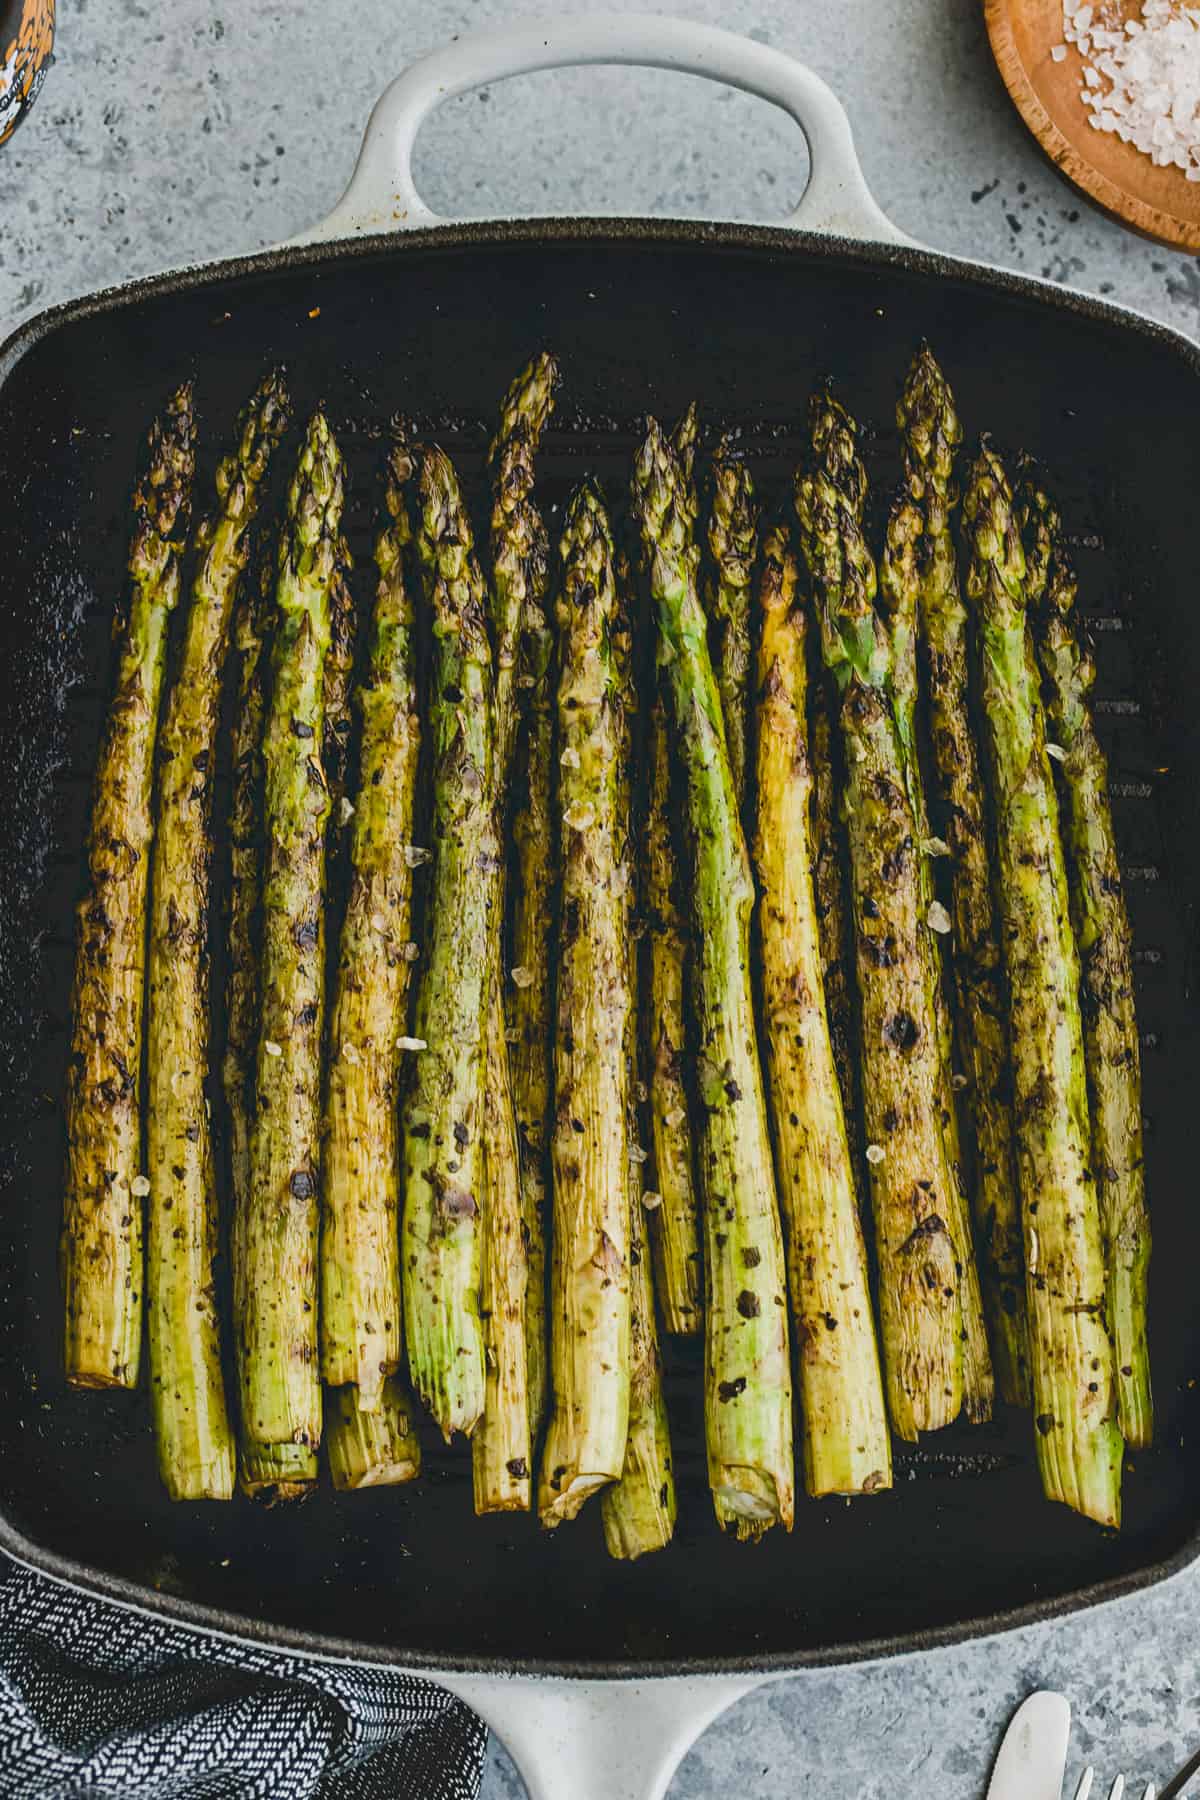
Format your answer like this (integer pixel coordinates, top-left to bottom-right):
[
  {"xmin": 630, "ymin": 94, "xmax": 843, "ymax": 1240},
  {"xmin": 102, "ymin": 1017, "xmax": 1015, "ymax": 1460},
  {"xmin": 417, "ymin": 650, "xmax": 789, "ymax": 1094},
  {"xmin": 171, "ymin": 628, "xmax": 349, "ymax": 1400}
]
[{"xmin": 0, "ymin": 222, "xmax": 1196, "ymax": 1677}]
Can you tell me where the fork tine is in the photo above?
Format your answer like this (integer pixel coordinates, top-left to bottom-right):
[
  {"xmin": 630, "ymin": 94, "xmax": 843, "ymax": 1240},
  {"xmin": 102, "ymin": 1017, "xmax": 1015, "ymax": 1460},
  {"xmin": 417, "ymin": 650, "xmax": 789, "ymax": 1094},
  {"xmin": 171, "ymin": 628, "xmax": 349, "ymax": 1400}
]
[
  {"xmin": 1077, "ymin": 1772, "xmax": 1095, "ymax": 1800},
  {"xmin": 1110, "ymin": 1779, "xmax": 1125, "ymax": 1800}
]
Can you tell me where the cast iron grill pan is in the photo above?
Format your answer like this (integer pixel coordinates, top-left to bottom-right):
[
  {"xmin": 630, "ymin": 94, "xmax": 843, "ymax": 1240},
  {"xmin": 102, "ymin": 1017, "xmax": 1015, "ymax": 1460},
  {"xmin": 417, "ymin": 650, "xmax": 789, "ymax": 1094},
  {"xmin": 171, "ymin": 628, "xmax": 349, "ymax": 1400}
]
[{"xmin": 0, "ymin": 224, "xmax": 1195, "ymax": 1677}]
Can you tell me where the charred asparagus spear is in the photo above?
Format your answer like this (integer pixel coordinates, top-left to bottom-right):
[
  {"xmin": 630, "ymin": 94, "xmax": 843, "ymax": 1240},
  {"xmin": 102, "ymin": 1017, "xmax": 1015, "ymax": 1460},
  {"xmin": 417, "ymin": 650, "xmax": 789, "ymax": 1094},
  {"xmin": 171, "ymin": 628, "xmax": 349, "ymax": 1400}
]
[
  {"xmin": 813, "ymin": 389, "xmax": 993, "ymax": 1423},
  {"xmin": 807, "ymin": 643, "xmax": 858, "ymax": 1126},
  {"xmin": 899, "ymin": 348, "xmax": 1029, "ymax": 1406},
  {"xmin": 323, "ymin": 539, "xmax": 357, "ymax": 828},
  {"xmin": 635, "ymin": 421, "xmax": 794, "ymax": 1539},
  {"xmin": 704, "ymin": 439, "xmax": 758, "ymax": 802},
  {"xmin": 326, "ymin": 1376, "xmax": 422, "ymax": 1490},
  {"xmin": 642, "ymin": 693, "xmax": 703, "ymax": 1337},
  {"xmin": 602, "ymin": 570, "xmax": 676, "ymax": 1561},
  {"xmin": 63, "ymin": 384, "xmax": 196, "ymax": 1391},
  {"xmin": 539, "ymin": 480, "xmax": 634, "ymax": 1527},
  {"xmin": 224, "ymin": 549, "xmax": 270, "ymax": 1313},
  {"xmin": 795, "ymin": 465, "xmax": 964, "ymax": 1440},
  {"xmin": 753, "ymin": 521, "xmax": 891, "ymax": 1497},
  {"xmin": 962, "ymin": 444, "xmax": 1121, "ymax": 1524},
  {"xmin": 1023, "ymin": 478, "xmax": 1151, "ymax": 1449},
  {"xmin": 877, "ymin": 486, "xmax": 994, "ymax": 1424},
  {"xmin": 474, "ymin": 354, "xmax": 559, "ymax": 1514},
  {"xmin": 320, "ymin": 445, "xmax": 421, "ymax": 1409},
  {"xmin": 509, "ymin": 586, "xmax": 555, "ymax": 1435},
  {"xmin": 401, "ymin": 448, "xmax": 494, "ymax": 1441},
  {"xmin": 503, "ymin": 362, "xmax": 561, "ymax": 1444},
  {"xmin": 236, "ymin": 412, "xmax": 343, "ymax": 1490},
  {"xmin": 146, "ymin": 371, "xmax": 288, "ymax": 1501},
  {"xmin": 640, "ymin": 405, "xmax": 703, "ymax": 1338}
]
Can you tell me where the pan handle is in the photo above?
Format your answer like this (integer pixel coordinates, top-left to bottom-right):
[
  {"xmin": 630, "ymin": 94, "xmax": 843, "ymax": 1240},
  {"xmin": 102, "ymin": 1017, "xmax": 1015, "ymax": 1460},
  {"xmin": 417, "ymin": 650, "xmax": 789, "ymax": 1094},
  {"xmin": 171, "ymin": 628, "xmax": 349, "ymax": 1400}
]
[
  {"xmin": 430, "ymin": 1669, "xmax": 766, "ymax": 1800},
  {"xmin": 285, "ymin": 12, "xmax": 911, "ymax": 249}
]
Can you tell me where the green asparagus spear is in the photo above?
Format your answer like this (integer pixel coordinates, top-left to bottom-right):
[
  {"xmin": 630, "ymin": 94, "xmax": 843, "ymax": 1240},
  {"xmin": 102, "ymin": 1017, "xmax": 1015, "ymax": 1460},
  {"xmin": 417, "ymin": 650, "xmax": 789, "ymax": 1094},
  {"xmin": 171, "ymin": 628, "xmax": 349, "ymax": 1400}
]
[
  {"xmin": 474, "ymin": 354, "xmax": 559, "ymax": 1513},
  {"xmin": 224, "ymin": 550, "xmax": 270, "ymax": 1325},
  {"xmin": 806, "ymin": 405, "xmax": 862, "ymax": 1131},
  {"xmin": 539, "ymin": 480, "xmax": 635, "ymax": 1527},
  {"xmin": 236, "ymin": 412, "xmax": 343, "ymax": 1489},
  {"xmin": 962, "ymin": 444, "xmax": 1121, "ymax": 1524},
  {"xmin": 401, "ymin": 448, "xmax": 494, "ymax": 1442},
  {"xmin": 753, "ymin": 521, "xmax": 891, "ymax": 1497},
  {"xmin": 509, "ymin": 586, "xmax": 555, "ymax": 1434},
  {"xmin": 1023, "ymin": 478, "xmax": 1151, "ymax": 1449},
  {"xmin": 63, "ymin": 383, "xmax": 196, "ymax": 1391},
  {"xmin": 602, "ymin": 563, "xmax": 676, "ymax": 1560},
  {"xmin": 635, "ymin": 421, "xmax": 794, "ymax": 1538},
  {"xmin": 501, "ymin": 365, "xmax": 561, "ymax": 1445},
  {"xmin": 326, "ymin": 1376, "xmax": 422, "ymax": 1490},
  {"xmin": 323, "ymin": 539, "xmax": 357, "ymax": 825},
  {"xmin": 704, "ymin": 439, "xmax": 758, "ymax": 802},
  {"xmin": 877, "ymin": 487, "xmax": 994, "ymax": 1424},
  {"xmin": 321, "ymin": 445, "xmax": 421, "ymax": 1409},
  {"xmin": 899, "ymin": 349, "xmax": 1029, "ymax": 1407},
  {"xmin": 812, "ymin": 388, "xmax": 993, "ymax": 1422},
  {"xmin": 640, "ymin": 404, "xmax": 703, "ymax": 1337},
  {"xmin": 642, "ymin": 692, "xmax": 703, "ymax": 1336},
  {"xmin": 146, "ymin": 371, "xmax": 288, "ymax": 1500},
  {"xmin": 807, "ymin": 645, "xmax": 858, "ymax": 1128},
  {"xmin": 795, "ymin": 466, "xmax": 964, "ymax": 1441},
  {"xmin": 224, "ymin": 552, "xmax": 317, "ymax": 1501}
]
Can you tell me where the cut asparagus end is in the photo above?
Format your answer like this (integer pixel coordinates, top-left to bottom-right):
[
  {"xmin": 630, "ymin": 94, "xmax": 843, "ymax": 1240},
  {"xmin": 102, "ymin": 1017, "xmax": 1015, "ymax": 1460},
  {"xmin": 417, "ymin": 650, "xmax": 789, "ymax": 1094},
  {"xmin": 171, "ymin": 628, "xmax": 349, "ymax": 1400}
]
[{"xmin": 327, "ymin": 1379, "xmax": 422, "ymax": 1490}]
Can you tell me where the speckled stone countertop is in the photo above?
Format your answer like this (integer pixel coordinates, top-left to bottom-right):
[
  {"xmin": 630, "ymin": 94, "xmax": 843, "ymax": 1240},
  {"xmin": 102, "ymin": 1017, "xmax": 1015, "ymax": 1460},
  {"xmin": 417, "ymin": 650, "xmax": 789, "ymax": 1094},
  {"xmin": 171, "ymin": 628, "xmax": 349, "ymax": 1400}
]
[{"xmin": 2, "ymin": 3, "xmax": 1198, "ymax": 1796}]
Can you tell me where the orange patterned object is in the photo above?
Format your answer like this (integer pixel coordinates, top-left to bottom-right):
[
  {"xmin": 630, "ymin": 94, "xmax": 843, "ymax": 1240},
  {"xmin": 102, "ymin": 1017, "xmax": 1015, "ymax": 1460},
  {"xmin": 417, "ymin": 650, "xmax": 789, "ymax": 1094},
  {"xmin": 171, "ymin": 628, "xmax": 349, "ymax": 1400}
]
[{"xmin": 0, "ymin": 0, "xmax": 54, "ymax": 148}]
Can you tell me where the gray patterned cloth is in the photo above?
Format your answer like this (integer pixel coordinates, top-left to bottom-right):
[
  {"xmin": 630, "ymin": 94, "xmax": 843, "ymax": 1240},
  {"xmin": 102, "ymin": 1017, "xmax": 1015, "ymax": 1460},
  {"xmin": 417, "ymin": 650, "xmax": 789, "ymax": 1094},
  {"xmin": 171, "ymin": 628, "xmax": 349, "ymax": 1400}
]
[{"xmin": 0, "ymin": 1561, "xmax": 487, "ymax": 1799}]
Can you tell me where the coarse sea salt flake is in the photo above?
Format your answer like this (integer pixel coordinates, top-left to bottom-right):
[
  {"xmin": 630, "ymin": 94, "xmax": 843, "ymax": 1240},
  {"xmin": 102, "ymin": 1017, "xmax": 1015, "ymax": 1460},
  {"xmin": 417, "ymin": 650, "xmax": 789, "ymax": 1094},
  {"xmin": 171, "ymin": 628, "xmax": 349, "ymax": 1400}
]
[
  {"xmin": 396, "ymin": 1036, "xmax": 427, "ymax": 1053},
  {"xmin": 1052, "ymin": 42, "xmax": 1069, "ymax": 60},
  {"xmin": 1064, "ymin": 0, "xmax": 1200, "ymax": 174}
]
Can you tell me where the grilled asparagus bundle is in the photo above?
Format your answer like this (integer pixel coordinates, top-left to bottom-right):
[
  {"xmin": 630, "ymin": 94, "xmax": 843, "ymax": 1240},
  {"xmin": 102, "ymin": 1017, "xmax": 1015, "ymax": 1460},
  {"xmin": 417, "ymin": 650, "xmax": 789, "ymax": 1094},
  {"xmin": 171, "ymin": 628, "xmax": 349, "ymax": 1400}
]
[
  {"xmin": 68, "ymin": 353, "xmax": 1154, "ymax": 1537},
  {"xmin": 963, "ymin": 444, "xmax": 1122, "ymax": 1526},
  {"xmin": 146, "ymin": 371, "xmax": 288, "ymax": 1501},
  {"xmin": 1022, "ymin": 476, "xmax": 1152, "ymax": 1451},
  {"xmin": 636, "ymin": 419, "xmax": 794, "ymax": 1539},
  {"xmin": 63, "ymin": 384, "xmax": 196, "ymax": 1393}
]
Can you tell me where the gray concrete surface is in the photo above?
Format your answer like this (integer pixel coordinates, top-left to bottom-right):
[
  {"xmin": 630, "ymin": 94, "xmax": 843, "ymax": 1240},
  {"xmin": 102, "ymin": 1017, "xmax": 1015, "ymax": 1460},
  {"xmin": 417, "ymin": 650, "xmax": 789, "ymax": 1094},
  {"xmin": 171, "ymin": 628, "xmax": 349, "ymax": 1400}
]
[{"xmin": 2, "ymin": 2, "xmax": 1198, "ymax": 1795}]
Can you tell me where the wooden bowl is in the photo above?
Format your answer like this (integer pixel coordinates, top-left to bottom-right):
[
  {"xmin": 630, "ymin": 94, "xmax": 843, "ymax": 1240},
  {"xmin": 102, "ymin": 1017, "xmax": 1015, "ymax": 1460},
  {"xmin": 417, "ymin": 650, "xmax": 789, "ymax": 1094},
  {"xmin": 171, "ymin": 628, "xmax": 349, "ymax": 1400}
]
[
  {"xmin": 984, "ymin": 0, "xmax": 1200, "ymax": 252},
  {"xmin": 0, "ymin": 0, "xmax": 56, "ymax": 148}
]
